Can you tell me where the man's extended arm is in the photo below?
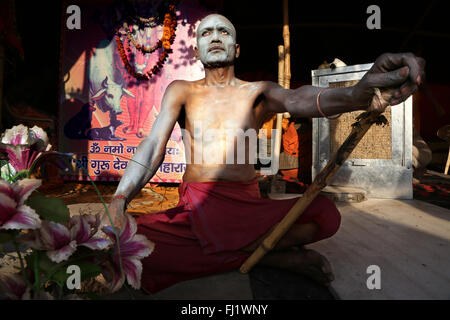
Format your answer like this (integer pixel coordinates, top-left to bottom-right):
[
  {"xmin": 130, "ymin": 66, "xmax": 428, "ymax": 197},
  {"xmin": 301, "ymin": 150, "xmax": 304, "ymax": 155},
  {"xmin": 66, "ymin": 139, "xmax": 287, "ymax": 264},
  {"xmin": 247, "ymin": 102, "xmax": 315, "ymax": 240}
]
[
  {"xmin": 104, "ymin": 80, "xmax": 186, "ymax": 227},
  {"xmin": 262, "ymin": 53, "xmax": 425, "ymax": 117}
]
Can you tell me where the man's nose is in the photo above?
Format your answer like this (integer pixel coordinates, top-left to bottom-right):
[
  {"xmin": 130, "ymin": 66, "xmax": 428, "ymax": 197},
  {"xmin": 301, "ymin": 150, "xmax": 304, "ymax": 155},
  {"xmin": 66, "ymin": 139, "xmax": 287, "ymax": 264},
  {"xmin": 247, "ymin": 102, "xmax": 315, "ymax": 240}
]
[{"xmin": 211, "ymin": 30, "xmax": 222, "ymax": 42}]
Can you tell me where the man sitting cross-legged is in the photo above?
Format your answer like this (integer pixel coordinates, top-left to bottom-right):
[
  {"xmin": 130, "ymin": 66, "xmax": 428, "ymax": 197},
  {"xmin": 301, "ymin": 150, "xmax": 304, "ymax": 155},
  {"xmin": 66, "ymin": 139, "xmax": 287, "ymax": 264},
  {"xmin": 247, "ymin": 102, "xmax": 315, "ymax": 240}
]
[{"xmin": 104, "ymin": 14, "xmax": 425, "ymax": 294}]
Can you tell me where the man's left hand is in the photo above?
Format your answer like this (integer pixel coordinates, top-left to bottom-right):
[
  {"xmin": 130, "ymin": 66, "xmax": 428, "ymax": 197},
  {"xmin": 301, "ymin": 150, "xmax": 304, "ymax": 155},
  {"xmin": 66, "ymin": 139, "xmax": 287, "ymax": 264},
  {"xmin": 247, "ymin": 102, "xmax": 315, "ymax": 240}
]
[{"xmin": 352, "ymin": 52, "xmax": 426, "ymax": 112}]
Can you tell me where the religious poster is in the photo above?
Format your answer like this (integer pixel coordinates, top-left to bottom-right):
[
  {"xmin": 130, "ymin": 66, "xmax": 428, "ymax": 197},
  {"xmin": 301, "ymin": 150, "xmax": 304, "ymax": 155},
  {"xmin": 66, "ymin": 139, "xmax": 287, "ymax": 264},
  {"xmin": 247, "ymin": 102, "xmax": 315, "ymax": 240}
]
[{"xmin": 58, "ymin": 0, "xmax": 208, "ymax": 183}]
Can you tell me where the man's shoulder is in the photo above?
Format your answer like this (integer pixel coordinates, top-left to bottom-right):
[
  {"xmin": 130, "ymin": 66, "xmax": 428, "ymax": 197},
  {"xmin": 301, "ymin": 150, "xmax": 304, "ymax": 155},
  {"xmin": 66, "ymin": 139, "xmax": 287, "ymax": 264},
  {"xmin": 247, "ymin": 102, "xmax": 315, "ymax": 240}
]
[
  {"xmin": 236, "ymin": 79, "xmax": 278, "ymax": 91},
  {"xmin": 166, "ymin": 79, "xmax": 204, "ymax": 92}
]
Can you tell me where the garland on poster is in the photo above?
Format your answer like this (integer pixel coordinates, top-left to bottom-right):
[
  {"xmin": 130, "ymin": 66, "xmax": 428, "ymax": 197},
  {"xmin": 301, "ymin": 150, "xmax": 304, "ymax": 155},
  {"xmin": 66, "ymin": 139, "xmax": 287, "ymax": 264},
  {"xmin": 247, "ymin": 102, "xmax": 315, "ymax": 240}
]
[{"xmin": 116, "ymin": 0, "xmax": 178, "ymax": 80}]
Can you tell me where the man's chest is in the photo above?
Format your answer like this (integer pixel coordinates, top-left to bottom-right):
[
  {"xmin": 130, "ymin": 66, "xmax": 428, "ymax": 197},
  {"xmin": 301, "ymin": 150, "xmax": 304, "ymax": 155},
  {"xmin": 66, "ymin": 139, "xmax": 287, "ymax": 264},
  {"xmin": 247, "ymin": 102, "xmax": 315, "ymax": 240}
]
[{"xmin": 184, "ymin": 85, "xmax": 264, "ymax": 131}]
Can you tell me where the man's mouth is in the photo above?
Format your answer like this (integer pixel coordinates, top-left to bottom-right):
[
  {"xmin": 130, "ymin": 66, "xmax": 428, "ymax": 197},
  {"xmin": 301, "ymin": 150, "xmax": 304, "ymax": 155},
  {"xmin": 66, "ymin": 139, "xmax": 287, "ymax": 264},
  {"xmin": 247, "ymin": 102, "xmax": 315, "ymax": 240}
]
[{"xmin": 208, "ymin": 46, "xmax": 224, "ymax": 52}]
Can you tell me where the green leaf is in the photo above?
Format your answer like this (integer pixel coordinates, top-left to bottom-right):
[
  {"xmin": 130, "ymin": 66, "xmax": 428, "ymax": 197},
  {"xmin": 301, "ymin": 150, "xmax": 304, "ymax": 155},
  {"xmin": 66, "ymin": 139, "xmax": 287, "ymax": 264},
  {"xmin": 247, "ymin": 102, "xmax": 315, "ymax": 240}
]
[
  {"xmin": 25, "ymin": 194, "xmax": 69, "ymax": 223},
  {"xmin": 37, "ymin": 251, "xmax": 58, "ymax": 274},
  {"xmin": 77, "ymin": 260, "xmax": 102, "ymax": 282}
]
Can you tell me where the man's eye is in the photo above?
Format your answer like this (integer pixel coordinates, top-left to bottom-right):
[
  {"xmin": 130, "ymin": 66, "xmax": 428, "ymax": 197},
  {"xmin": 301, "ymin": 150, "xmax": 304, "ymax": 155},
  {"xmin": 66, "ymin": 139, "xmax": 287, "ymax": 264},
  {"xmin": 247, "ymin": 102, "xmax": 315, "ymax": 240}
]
[
  {"xmin": 202, "ymin": 31, "xmax": 209, "ymax": 36},
  {"xmin": 221, "ymin": 30, "xmax": 229, "ymax": 35}
]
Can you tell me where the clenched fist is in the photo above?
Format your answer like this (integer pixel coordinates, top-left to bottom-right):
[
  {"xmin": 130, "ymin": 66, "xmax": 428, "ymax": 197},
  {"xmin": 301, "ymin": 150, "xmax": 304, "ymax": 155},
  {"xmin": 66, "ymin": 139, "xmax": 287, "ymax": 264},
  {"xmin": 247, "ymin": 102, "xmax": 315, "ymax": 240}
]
[{"xmin": 352, "ymin": 52, "xmax": 426, "ymax": 112}]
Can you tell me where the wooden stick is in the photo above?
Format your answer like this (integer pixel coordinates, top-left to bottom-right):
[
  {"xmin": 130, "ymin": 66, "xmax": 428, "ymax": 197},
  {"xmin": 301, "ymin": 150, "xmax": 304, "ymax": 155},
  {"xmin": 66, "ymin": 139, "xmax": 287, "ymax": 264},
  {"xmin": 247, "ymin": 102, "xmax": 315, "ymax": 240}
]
[
  {"xmin": 283, "ymin": 0, "xmax": 291, "ymax": 90},
  {"xmin": 240, "ymin": 89, "xmax": 390, "ymax": 274},
  {"xmin": 278, "ymin": 45, "xmax": 285, "ymax": 87},
  {"xmin": 271, "ymin": 45, "xmax": 285, "ymax": 176}
]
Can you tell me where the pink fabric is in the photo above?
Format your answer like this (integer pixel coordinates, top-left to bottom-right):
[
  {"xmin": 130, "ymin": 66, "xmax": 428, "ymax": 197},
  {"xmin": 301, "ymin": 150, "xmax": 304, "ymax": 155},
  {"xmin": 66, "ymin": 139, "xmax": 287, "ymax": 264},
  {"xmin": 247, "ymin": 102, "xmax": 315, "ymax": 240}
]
[{"xmin": 137, "ymin": 178, "xmax": 341, "ymax": 293}]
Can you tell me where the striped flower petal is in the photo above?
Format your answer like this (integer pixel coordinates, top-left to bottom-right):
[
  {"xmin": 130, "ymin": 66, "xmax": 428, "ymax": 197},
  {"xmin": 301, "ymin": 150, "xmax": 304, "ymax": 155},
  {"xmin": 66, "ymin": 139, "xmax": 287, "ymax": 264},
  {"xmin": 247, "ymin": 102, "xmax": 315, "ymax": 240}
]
[
  {"xmin": 79, "ymin": 237, "xmax": 110, "ymax": 250},
  {"xmin": 0, "ymin": 179, "xmax": 15, "ymax": 199},
  {"xmin": 40, "ymin": 221, "xmax": 71, "ymax": 250},
  {"xmin": 122, "ymin": 257, "xmax": 143, "ymax": 290},
  {"xmin": 46, "ymin": 240, "xmax": 77, "ymax": 263},
  {"xmin": 0, "ymin": 204, "xmax": 41, "ymax": 230},
  {"xmin": 120, "ymin": 234, "xmax": 154, "ymax": 259},
  {"xmin": 119, "ymin": 214, "xmax": 137, "ymax": 243},
  {"xmin": 13, "ymin": 178, "xmax": 41, "ymax": 205}
]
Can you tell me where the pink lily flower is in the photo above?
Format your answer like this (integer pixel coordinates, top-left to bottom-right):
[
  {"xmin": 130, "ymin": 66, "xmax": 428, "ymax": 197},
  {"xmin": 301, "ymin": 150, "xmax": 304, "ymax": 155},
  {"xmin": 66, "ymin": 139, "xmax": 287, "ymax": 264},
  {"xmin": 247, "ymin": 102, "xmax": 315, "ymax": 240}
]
[
  {"xmin": 0, "ymin": 178, "xmax": 42, "ymax": 230},
  {"xmin": 0, "ymin": 273, "xmax": 30, "ymax": 300},
  {"xmin": 19, "ymin": 220, "xmax": 77, "ymax": 263},
  {"xmin": 0, "ymin": 124, "xmax": 51, "ymax": 173},
  {"xmin": 102, "ymin": 215, "xmax": 154, "ymax": 292},
  {"xmin": 69, "ymin": 214, "xmax": 111, "ymax": 251},
  {"xmin": 19, "ymin": 214, "xmax": 110, "ymax": 263}
]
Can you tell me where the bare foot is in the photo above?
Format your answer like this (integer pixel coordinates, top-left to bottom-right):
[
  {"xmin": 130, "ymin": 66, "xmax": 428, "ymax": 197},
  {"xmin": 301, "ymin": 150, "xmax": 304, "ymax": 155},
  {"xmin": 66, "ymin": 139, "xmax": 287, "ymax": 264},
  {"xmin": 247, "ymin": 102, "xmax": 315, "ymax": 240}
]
[
  {"xmin": 287, "ymin": 249, "xmax": 335, "ymax": 285},
  {"xmin": 260, "ymin": 249, "xmax": 335, "ymax": 286}
]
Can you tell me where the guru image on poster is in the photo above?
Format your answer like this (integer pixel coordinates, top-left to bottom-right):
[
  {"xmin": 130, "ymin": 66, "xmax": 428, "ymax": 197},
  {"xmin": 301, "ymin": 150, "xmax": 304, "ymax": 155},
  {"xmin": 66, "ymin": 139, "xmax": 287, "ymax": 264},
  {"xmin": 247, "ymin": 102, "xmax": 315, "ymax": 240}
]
[{"xmin": 58, "ymin": 0, "xmax": 208, "ymax": 183}]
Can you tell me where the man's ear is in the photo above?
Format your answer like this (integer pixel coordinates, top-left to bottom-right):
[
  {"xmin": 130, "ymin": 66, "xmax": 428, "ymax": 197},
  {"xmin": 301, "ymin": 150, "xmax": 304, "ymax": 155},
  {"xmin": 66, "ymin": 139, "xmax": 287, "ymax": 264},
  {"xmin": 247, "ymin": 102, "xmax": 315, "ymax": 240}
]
[
  {"xmin": 194, "ymin": 46, "xmax": 199, "ymax": 60},
  {"xmin": 235, "ymin": 44, "xmax": 240, "ymax": 59}
]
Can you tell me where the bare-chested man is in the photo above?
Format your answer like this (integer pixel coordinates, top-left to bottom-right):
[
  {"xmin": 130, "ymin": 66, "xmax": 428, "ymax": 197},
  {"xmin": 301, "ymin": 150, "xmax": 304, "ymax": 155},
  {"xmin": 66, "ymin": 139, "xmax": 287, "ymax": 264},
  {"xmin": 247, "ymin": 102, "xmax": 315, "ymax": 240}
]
[{"xmin": 105, "ymin": 14, "xmax": 425, "ymax": 293}]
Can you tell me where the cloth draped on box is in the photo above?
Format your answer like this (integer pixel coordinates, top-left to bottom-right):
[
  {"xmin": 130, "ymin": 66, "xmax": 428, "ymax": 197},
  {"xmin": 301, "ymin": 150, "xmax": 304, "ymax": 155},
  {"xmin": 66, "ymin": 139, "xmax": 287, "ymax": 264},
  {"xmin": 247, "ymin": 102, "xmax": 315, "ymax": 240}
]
[{"xmin": 136, "ymin": 178, "xmax": 341, "ymax": 293}]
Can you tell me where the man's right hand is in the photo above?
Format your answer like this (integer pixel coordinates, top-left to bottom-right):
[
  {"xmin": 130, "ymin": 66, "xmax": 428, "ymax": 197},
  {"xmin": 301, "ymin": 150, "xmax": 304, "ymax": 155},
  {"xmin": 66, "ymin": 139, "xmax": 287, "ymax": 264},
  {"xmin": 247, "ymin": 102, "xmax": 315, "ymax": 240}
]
[{"xmin": 101, "ymin": 197, "xmax": 127, "ymax": 230}]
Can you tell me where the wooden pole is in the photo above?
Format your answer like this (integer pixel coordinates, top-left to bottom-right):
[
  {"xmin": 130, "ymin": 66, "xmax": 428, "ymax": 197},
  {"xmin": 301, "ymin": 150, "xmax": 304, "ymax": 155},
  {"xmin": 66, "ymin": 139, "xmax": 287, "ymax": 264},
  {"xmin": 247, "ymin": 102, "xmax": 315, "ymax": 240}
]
[
  {"xmin": 240, "ymin": 89, "xmax": 392, "ymax": 274},
  {"xmin": 282, "ymin": 0, "xmax": 291, "ymax": 90},
  {"xmin": 271, "ymin": 45, "xmax": 285, "ymax": 175},
  {"xmin": 278, "ymin": 45, "xmax": 285, "ymax": 87}
]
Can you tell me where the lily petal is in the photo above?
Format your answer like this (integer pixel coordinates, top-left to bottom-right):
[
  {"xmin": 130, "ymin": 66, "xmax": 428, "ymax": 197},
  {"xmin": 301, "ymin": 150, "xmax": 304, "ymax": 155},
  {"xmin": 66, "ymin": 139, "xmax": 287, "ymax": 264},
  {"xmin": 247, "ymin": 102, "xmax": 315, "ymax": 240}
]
[
  {"xmin": 120, "ymin": 235, "xmax": 154, "ymax": 259},
  {"xmin": 0, "ymin": 193, "xmax": 18, "ymax": 229},
  {"xmin": 13, "ymin": 178, "xmax": 42, "ymax": 205},
  {"xmin": 69, "ymin": 215, "xmax": 90, "ymax": 244},
  {"xmin": 1, "ymin": 124, "xmax": 29, "ymax": 145},
  {"xmin": 101, "ymin": 261, "xmax": 125, "ymax": 293},
  {"xmin": 101, "ymin": 225, "xmax": 120, "ymax": 240},
  {"xmin": 119, "ymin": 215, "xmax": 138, "ymax": 243},
  {"xmin": 30, "ymin": 125, "xmax": 49, "ymax": 149},
  {"xmin": 122, "ymin": 257, "xmax": 143, "ymax": 290},
  {"xmin": 0, "ymin": 179, "xmax": 14, "ymax": 198},
  {"xmin": 1, "ymin": 204, "xmax": 41, "ymax": 230},
  {"xmin": 79, "ymin": 237, "xmax": 111, "ymax": 250},
  {"xmin": 46, "ymin": 240, "xmax": 77, "ymax": 263},
  {"xmin": 40, "ymin": 221, "xmax": 71, "ymax": 249}
]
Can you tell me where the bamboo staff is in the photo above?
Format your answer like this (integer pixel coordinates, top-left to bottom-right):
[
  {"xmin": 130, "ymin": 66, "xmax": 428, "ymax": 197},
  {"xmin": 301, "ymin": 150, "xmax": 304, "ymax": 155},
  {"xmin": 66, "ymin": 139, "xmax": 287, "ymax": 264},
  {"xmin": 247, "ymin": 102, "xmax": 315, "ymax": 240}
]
[
  {"xmin": 270, "ymin": 45, "xmax": 285, "ymax": 175},
  {"xmin": 271, "ymin": 0, "xmax": 290, "ymax": 176},
  {"xmin": 240, "ymin": 89, "xmax": 392, "ymax": 274},
  {"xmin": 282, "ymin": 0, "xmax": 291, "ymax": 90},
  {"xmin": 278, "ymin": 45, "xmax": 285, "ymax": 87}
]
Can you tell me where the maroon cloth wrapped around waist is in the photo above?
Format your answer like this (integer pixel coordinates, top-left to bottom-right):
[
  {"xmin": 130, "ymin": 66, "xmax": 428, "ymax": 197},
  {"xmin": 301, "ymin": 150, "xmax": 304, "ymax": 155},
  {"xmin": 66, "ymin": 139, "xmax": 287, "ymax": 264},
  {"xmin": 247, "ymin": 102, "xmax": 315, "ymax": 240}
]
[{"xmin": 179, "ymin": 178, "xmax": 299, "ymax": 254}]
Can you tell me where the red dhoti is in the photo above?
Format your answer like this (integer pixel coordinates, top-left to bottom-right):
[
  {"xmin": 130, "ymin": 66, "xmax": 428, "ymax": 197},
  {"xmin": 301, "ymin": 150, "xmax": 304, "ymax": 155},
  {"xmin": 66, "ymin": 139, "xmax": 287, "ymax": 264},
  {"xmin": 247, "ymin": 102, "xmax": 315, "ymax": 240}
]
[{"xmin": 137, "ymin": 178, "xmax": 341, "ymax": 294}]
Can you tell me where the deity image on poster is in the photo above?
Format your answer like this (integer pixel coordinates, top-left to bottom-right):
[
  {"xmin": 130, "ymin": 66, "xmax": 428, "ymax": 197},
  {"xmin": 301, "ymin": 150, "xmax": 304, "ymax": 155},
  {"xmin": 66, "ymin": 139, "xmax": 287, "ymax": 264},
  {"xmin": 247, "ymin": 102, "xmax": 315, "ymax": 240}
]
[{"xmin": 59, "ymin": 0, "xmax": 209, "ymax": 182}]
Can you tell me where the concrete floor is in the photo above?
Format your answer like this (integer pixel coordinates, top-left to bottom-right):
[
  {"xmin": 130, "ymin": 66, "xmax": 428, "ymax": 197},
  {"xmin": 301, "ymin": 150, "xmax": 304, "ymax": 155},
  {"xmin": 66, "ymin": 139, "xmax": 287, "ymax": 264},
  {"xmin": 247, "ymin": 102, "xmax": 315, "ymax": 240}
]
[
  {"xmin": 309, "ymin": 198, "xmax": 450, "ymax": 300},
  {"xmin": 67, "ymin": 195, "xmax": 450, "ymax": 300}
]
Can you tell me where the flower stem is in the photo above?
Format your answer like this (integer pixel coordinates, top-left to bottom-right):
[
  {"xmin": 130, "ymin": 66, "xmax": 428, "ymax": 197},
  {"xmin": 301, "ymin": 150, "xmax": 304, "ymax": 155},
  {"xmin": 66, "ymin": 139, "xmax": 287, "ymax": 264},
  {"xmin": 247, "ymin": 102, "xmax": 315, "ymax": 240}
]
[
  {"xmin": 33, "ymin": 252, "xmax": 41, "ymax": 295},
  {"xmin": 13, "ymin": 241, "xmax": 33, "ymax": 289},
  {"xmin": 74, "ymin": 159, "xmax": 125, "ymax": 286}
]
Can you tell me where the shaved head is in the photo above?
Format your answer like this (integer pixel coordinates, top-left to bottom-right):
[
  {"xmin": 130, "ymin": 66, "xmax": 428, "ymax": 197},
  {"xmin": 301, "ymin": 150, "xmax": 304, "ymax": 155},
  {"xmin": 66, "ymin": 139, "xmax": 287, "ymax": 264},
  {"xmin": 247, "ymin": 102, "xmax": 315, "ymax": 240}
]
[{"xmin": 196, "ymin": 14, "xmax": 239, "ymax": 68}]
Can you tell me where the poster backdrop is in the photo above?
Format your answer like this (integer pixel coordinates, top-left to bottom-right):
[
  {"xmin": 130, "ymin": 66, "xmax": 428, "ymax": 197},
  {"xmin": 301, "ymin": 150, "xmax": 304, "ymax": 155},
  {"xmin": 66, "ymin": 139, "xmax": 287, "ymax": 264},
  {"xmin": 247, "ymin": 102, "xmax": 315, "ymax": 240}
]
[{"xmin": 59, "ymin": 0, "xmax": 208, "ymax": 183}]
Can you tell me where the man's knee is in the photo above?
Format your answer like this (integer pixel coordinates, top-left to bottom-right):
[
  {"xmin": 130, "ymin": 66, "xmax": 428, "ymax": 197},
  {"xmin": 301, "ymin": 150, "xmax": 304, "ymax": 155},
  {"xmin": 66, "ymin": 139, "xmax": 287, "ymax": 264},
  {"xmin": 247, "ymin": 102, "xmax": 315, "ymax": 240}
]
[{"xmin": 309, "ymin": 195, "xmax": 342, "ymax": 241}]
